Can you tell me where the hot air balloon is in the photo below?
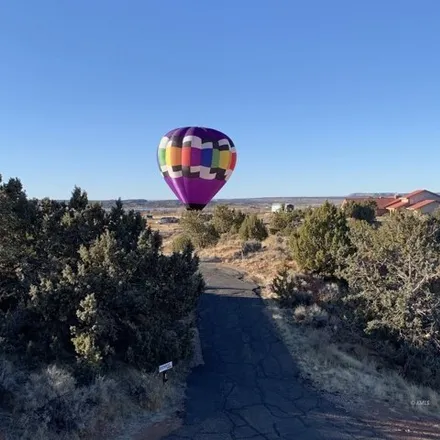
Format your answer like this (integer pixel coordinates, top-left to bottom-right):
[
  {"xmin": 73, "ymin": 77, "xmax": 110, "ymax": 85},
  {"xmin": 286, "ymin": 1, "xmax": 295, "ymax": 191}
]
[{"xmin": 157, "ymin": 127, "xmax": 237, "ymax": 210}]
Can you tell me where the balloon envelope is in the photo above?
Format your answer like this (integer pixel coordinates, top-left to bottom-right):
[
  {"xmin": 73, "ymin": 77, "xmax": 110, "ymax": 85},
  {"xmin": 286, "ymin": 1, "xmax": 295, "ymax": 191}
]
[{"xmin": 157, "ymin": 127, "xmax": 237, "ymax": 210}]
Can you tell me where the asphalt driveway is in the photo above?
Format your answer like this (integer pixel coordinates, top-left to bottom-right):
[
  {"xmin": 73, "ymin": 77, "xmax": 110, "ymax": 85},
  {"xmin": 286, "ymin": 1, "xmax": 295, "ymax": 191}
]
[{"xmin": 164, "ymin": 264, "xmax": 438, "ymax": 440}]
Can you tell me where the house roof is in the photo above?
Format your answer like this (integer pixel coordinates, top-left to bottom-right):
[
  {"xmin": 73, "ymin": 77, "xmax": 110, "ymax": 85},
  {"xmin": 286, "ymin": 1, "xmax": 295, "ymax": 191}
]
[
  {"xmin": 345, "ymin": 190, "xmax": 440, "ymax": 213},
  {"xmin": 404, "ymin": 189, "xmax": 424, "ymax": 198},
  {"xmin": 375, "ymin": 198, "xmax": 400, "ymax": 209},
  {"xmin": 386, "ymin": 200, "xmax": 410, "ymax": 209},
  {"xmin": 408, "ymin": 199, "xmax": 440, "ymax": 210},
  {"xmin": 385, "ymin": 199, "xmax": 402, "ymax": 208},
  {"xmin": 405, "ymin": 189, "xmax": 440, "ymax": 199}
]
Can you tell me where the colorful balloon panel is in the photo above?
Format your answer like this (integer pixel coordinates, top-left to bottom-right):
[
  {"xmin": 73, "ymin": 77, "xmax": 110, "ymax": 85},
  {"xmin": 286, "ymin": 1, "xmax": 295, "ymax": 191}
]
[{"xmin": 158, "ymin": 127, "xmax": 237, "ymax": 210}]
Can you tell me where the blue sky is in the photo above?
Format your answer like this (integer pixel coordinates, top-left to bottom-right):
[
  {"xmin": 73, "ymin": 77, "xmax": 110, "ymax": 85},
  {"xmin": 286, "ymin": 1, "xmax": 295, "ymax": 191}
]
[{"xmin": 1, "ymin": 1, "xmax": 439, "ymax": 200}]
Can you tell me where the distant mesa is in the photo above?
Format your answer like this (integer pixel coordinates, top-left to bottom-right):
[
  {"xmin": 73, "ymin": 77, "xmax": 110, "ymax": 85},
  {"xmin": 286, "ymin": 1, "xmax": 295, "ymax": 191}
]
[
  {"xmin": 55, "ymin": 195, "xmax": 352, "ymax": 212},
  {"xmin": 347, "ymin": 192, "xmax": 440, "ymax": 199},
  {"xmin": 347, "ymin": 193, "xmax": 396, "ymax": 198}
]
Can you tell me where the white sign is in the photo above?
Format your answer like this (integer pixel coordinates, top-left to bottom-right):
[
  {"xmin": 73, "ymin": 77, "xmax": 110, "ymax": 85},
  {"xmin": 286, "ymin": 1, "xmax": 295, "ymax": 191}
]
[{"xmin": 159, "ymin": 361, "xmax": 173, "ymax": 373}]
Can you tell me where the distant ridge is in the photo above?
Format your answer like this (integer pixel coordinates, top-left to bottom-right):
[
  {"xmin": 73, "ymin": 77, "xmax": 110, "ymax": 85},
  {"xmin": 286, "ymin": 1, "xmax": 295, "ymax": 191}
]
[
  {"xmin": 347, "ymin": 192, "xmax": 440, "ymax": 198},
  {"xmin": 347, "ymin": 193, "xmax": 396, "ymax": 197},
  {"xmin": 53, "ymin": 192, "xmax": 440, "ymax": 211},
  {"xmin": 85, "ymin": 196, "xmax": 346, "ymax": 211}
]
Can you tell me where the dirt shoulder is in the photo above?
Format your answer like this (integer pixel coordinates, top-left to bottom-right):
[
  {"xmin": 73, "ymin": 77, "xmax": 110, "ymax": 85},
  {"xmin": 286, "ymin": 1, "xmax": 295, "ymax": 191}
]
[{"xmin": 115, "ymin": 326, "xmax": 204, "ymax": 440}]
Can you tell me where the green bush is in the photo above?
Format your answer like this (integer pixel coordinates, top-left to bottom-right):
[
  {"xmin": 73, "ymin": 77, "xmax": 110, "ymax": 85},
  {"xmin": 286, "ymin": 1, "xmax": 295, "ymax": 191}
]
[
  {"xmin": 270, "ymin": 270, "xmax": 314, "ymax": 308},
  {"xmin": 341, "ymin": 210, "xmax": 440, "ymax": 388},
  {"xmin": 172, "ymin": 234, "xmax": 193, "ymax": 253},
  {"xmin": 0, "ymin": 176, "xmax": 204, "ymax": 377},
  {"xmin": 343, "ymin": 200, "xmax": 376, "ymax": 224},
  {"xmin": 212, "ymin": 205, "xmax": 246, "ymax": 234},
  {"xmin": 239, "ymin": 214, "xmax": 268, "ymax": 241},
  {"xmin": 290, "ymin": 201, "xmax": 352, "ymax": 276},
  {"xmin": 269, "ymin": 209, "xmax": 306, "ymax": 235},
  {"xmin": 230, "ymin": 210, "xmax": 246, "ymax": 234},
  {"xmin": 180, "ymin": 211, "xmax": 220, "ymax": 249}
]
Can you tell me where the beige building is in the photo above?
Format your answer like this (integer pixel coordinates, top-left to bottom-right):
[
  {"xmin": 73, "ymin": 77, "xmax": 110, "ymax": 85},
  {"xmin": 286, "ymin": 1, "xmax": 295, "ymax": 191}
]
[
  {"xmin": 342, "ymin": 189, "xmax": 440, "ymax": 216},
  {"xmin": 407, "ymin": 199, "xmax": 440, "ymax": 215},
  {"xmin": 386, "ymin": 189, "xmax": 440, "ymax": 214}
]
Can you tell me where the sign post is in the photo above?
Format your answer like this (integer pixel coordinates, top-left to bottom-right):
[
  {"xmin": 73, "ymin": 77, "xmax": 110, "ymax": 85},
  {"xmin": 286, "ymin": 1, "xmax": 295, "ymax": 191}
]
[{"xmin": 158, "ymin": 361, "xmax": 173, "ymax": 384}]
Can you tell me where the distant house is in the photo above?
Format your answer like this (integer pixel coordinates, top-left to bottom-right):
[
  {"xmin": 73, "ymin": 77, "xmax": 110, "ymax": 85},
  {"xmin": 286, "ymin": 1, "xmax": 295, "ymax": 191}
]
[
  {"xmin": 271, "ymin": 203, "xmax": 294, "ymax": 213},
  {"xmin": 271, "ymin": 203, "xmax": 284, "ymax": 213},
  {"xmin": 342, "ymin": 189, "xmax": 440, "ymax": 217},
  {"xmin": 386, "ymin": 189, "xmax": 440, "ymax": 215},
  {"xmin": 408, "ymin": 200, "xmax": 440, "ymax": 215}
]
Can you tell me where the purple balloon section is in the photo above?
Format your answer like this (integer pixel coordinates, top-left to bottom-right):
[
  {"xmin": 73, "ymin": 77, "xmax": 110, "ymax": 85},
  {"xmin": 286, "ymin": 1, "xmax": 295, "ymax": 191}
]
[
  {"xmin": 159, "ymin": 126, "xmax": 236, "ymax": 210},
  {"xmin": 164, "ymin": 176, "xmax": 226, "ymax": 208}
]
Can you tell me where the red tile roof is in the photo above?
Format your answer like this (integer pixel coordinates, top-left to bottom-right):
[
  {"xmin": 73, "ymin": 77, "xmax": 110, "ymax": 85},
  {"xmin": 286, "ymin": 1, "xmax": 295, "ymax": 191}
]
[
  {"xmin": 387, "ymin": 200, "xmax": 410, "ymax": 209},
  {"xmin": 376, "ymin": 198, "xmax": 401, "ymax": 209},
  {"xmin": 386, "ymin": 199, "xmax": 403, "ymax": 207},
  {"xmin": 404, "ymin": 189, "xmax": 440, "ymax": 199},
  {"xmin": 404, "ymin": 189, "xmax": 425, "ymax": 198},
  {"xmin": 346, "ymin": 190, "xmax": 440, "ymax": 213},
  {"xmin": 408, "ymin": 199, "xmax": 440, "ymax": 210}
]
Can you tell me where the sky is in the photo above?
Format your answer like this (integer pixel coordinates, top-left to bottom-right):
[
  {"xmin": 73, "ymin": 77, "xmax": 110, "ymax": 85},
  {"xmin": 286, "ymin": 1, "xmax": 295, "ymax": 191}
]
[{"xmin": 1, "ymin": 0, "xmax": 440, "ymax": 200}]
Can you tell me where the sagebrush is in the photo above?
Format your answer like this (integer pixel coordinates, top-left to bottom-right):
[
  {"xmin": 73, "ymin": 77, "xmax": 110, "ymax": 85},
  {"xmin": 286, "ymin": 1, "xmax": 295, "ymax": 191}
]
[
  {"xmin": 0, "ymin": 176, "xmax": 204, "ymax": 376},
  {"xmin": 0, "ymin": 175, "xmax": 204, "ymax": 437},
  {"xmin": 239, "ymin": 214, "xmax": 268, "ymax": 241},
  {"xmin": 179, "ymin": 211, "xmax": 220, "ymax": 249}
]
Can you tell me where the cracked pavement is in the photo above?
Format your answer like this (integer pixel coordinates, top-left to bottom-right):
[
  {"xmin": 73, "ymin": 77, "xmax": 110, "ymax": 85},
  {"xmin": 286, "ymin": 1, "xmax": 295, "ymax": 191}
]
[{"xmin": 164, "ymin": 264, "xmax": 439, "ymax": 440}]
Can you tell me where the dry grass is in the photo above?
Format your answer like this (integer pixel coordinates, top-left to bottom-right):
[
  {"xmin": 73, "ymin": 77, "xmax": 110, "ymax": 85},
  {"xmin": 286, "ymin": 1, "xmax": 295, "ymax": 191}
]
[
  {"xmin": 155, "ymin": 218, "xmax": 294, "ymax": 287},
  {"xmin": 0, "ymin": 320, "xmax": 204, "ymax": 440},
  {"xmin": 147, "ymin": 218, "xmax": 182, "ymax": 255},
  {"xmin": 198, "ymin": 234, "xmax": 297, "ymax": 287},
  {"xmin": 0, "ymin": 358, "xmax": 190, "ymax": 440},
  {"xmin": 261, "ymin": 288, "xmax": 440, "ymax": 418},
  {"xmin": 158, "ymin": 225, "xmax": 182, "ymax": 254},
  {"xmin": 151, "ymin": 209, "xmax": 272, "ymax": 257}
]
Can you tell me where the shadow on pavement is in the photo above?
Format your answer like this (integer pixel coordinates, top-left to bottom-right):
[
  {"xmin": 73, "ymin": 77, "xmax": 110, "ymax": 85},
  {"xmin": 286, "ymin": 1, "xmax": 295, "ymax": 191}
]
[{"xmin": 165, "ymin": 277, "xmax": 440, "ymax": 440}]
